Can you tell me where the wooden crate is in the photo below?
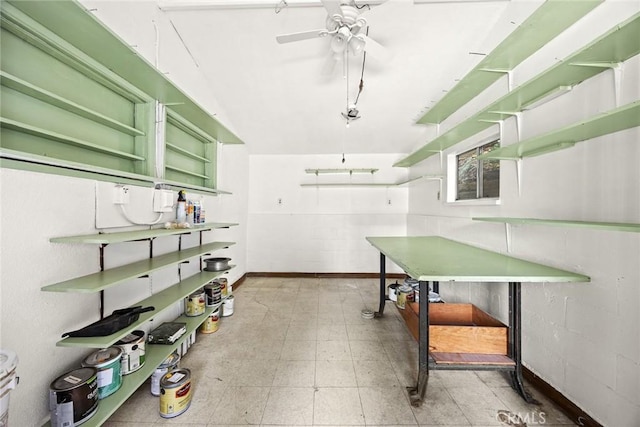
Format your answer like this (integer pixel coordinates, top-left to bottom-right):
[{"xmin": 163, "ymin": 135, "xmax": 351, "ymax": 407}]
[{"xmin": 396, "ymin": 302, "xmax": 507, "ymax": 355}]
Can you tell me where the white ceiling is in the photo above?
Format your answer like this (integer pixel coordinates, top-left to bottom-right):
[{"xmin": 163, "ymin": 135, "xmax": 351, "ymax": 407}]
[{"xmin": 89, "ymin": 0, "xmax": 548, "ymax": 155}]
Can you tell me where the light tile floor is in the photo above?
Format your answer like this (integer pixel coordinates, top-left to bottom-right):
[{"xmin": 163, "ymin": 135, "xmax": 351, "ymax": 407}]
[{"xmin": 105, "ymin": 277, "xmax": 576, "ymax": 427}]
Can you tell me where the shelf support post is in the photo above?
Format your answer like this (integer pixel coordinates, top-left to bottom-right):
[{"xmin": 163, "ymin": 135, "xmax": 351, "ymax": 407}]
[
  {"xmin": 478, "ymin": 68, "xmax": 513, "ymax": 92},
  {"xmin": 408, "ymin": 279, "xmax": 430, "ymax": 407},
  {"xmin": 570, "ymin": 61, "xmax": 623, "ymax": 107},
  {"xmin": 375, "ymin": 252, "xmax": 386, "ymax": 317}
]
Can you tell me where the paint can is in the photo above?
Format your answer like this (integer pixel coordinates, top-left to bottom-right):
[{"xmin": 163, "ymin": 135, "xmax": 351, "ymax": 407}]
[
  {"xmin": 159, "ymin": 368, "xmax": 192, "ymax": 418},
  {"xmin": 185, "ymin": 289, "xmax": 205, "ymax": 316},
  {"xmin": 49, "ymin": 367, "xmax": 98, "ymax": 427},
  {"xmin": 222, "ymin": 295, "xmax": 234, "ymax": 317},
  {"xmin": 204, "ymin": 282, "xmax": 221, "ymax": 307},
  {"xmin": 81, "ymin": 347, "xmax": 122, "ymax": 399},
  {"xmin": 200, "ymin": 309, "xmax": 220, "ymax": 334},
  {"xmin": 151, "ymin": 351, "xmax": 180, "ymax": 396},
  {"xmin": 216, "ymin": 278, "xmax": 228, "ymax": 297},
  {"xmin": 395, "ymin": 284, "xmax": 413, "ymax": 310},
  {"xmin": 388, "ymin": 283, "xmax": 398, "ymax": 302},
  {"xmin": 0, "ymin": 350, "xmax": 19, "ymax": 427},
  {"xmin": 115, "ymin": 330, "xmax": 146, "ymax": 375}
]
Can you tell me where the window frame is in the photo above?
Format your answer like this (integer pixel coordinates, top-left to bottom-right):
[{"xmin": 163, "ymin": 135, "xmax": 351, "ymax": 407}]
[{"xmin": 446, "ymin": 135, "xmax": 501, "ymax": 205}]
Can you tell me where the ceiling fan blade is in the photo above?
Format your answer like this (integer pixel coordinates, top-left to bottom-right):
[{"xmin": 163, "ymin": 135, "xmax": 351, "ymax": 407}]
[
  {"xmin": 321, "ymin": 0, "xmax": 343, "ymax": 18},
  {"xmin": 361, "ymin": 34, "xmax": 392, "ymax": 62},
  {"xmin": 321, "ymin": 52, "xmax": 339, "ymax": 76},
  {"xmin": 276, "ymin": 29, "xmax": 328, "ymax": 44}
]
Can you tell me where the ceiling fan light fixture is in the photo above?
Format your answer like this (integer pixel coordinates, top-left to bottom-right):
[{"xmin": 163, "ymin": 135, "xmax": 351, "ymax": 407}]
[
  {"xmin": 331, "ymin": 26, "xmax": 352, "ymax": 53},
  {"xmin": 349, "ymin": 35, "xmax": 365, "ymax": 55}
]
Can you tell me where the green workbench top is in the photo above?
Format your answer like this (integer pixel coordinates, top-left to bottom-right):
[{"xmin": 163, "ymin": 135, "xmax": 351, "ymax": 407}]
[{"xmin": 366, "ymin": 236, "xmax": 589, "ymax": 283}]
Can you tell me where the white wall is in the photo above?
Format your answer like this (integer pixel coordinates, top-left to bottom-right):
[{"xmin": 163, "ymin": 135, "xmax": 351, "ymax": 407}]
[
  {"xmin": 407, "ymin": 6, "xmax": 640, "ymax": 425},
  {"xmin": 248, "ymin": 153, "xmax": 408, "ymax": 273}
]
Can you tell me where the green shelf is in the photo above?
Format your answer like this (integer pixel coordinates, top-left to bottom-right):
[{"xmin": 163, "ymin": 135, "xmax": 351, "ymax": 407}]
[
  {"xmin": 6, "ymin": 0, "xmax": 243, "ymax": 145},
  {"xmin": 45, "ymin": 305, "xmax": 223, "ymax": 427},
  {"xmin": 477, "ymin": 100, "xmax": 640, "ymax": 159},
  {"xmin": 396, "ymin": 12, "xmax": 640, "ymax": 167},
  {"xmin": 57, "ymin": 269, "xmax": 231, "ymax": 348},
  {"xmin": 417, "ymin": 0, "xmax": 601, "ymax": 125},
  {"xmin": 473, "ymin": 217, "xmax": 640, "ymax": 233},
  {"xmin": 50, "ymin": 223, "xmax": 238, "ymax": 244},
  {"xmin": 41, "ymin": 242, "xmax": 235, "ymax": 293}
]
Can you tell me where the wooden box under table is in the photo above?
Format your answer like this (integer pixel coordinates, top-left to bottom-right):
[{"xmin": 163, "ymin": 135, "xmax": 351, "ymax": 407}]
[{"xmin": 397, "ymin": 302, "xmax": 508, "ymax": 358}]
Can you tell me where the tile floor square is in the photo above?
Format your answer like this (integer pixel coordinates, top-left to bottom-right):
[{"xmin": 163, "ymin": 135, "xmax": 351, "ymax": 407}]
[{"xmin": 313, "ymin": 387, "xmax": 365, "ymax": 425}]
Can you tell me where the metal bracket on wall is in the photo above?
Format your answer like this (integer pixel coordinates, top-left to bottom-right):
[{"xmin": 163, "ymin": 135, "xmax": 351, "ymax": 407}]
[
  {"xmin": 504, "ymin": 222, "xmax": 513, "ymax": 253},
  {"xmin": 570, "ymin": 61, "xmax": 623, "ymax": 107},
  {"xmin": 478, "ymin": 68, "xmax": 513, "ymax": 92},
  {"xmin": 488, "ymin": 111, "xmax": 522, "ymax": 142}
]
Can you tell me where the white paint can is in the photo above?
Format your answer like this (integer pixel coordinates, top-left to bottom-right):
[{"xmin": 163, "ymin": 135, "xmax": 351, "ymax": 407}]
[
  {"xmin": 222, "ymin": 295, "xmax": 235, "ymax": 317},
  {"xmin": 0, "ymin": 350, "xmax": 19, "ymax": 427},
  {"xmin": 151, "ymin": 352, "xmax": 180, "ymax": 396},
  {"xmin": 115, "ymin": 330, "xmax": 145, "ymax": 375}
]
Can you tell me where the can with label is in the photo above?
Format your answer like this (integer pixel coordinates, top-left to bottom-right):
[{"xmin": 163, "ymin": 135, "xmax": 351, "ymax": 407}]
[
  {"xmin": 200, "ymin": 309, "xmax": 220, "ymax": 334},
  {"xmin": 81, "ymin": 347, "xmax": 122, "ymax": 399},
  {"xmin": 49, "ymin": 367, "xmax": 98, "ymax": 427},
  {"xmin": 159, "ymin": 368, "xmax": 192, "ymax": 418},
  {"xmin": 216, "ymin": 278, "xmax": 228, "ymax": 298},
  {"xmin": 151, "ymin": 352, "xmax": 180, "ymax": 396},
  {"xmin": 185, "ymin": 289, "xmax": 205, "ymax": 316},
  {"xmin": 115, "ymin": 330, "xmax": 145, "ymax": 375},
  {"xmin": 395, "ymin": 284, "xmax": 413, "ymax": 310}
]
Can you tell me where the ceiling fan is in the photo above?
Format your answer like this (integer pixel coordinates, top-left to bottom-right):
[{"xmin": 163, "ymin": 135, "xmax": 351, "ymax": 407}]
[{"xmin": 275, "ymin": 0, "xmax": 395, "ymax": 64}]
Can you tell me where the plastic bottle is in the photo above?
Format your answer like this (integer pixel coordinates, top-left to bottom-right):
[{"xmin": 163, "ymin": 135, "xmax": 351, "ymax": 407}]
[{"xmin": 176, "ymin": 190, "xmax": 187, "ymax": 223}]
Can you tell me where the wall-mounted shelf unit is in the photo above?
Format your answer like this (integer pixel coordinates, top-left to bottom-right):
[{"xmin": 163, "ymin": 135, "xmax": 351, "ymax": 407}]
[
  {"xmin": 477, "ymin": 100, "xmax": 640, "ymax": 160},
  {"xmin": 44, "ymin": 302, "xmax": 226, "ymax": 427},
  {"xmin": 300, "ymin": 175, "xmax": 443, "ymax": 188},
  {"xmin": 473, "ymin": 217, "xmax": 640, "ymax": 233},
  {"xmin": 42, "ymin": 241, "xmax": 234, "ymax": 293},
  {"xmin": 305, "ymin": 168, "xmax": 378, "ymax": 175},
  {"xmin": 44, "ymin": 221, "xmax": 237, "ymax": 426},
  {"xmin": 6, "ymin": 0, "xmax": 242, "ymax": 145},
  {"xmin": 396, "ymin": 12, "xmax": 640, "ymax": 167},
  {"xmin": 49, "ymin": 222, "xmax": 237, "ymax": 244},
  {"xmin": 417, "ymin": 0, "xmax": 601, "ymax": 125}
]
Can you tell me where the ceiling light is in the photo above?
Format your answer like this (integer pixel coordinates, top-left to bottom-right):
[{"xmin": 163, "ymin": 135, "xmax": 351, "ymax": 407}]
[{"xmin": 348, "ymin": 35, "xmax": 365, "ymax": 56}]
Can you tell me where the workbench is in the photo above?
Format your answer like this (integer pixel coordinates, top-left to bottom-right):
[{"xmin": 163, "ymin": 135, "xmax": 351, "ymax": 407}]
[{"xmin": 366, "ymin": 236, "xmax": 589, "ymax": 406}]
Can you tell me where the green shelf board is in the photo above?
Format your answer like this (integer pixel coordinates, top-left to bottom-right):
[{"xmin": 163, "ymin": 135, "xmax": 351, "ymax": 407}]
[
  {"xmin": 473, "ymin": 217, "xmax": 640, "ymax": 233},
  {"xmin": 6, "ymin": 0, "xmax": 243, "ymax": 145},
  {"xmin": 0, "ymin": 71, "xmax": 145, "ymax": 136},
  {"xmin": 478, "ymin": 100, "xmax": 640, "ymax": 159},
  {"xmin": 367, "ymin": 236, "xmax": 589, "ymax": 283},
  {"xmin": 41, "ymin": 241, "xmax": 235, "ymax": 293},
  {"xmin": 396, "ymin": 11, "xmax": 640, "ymax": 167},
  {"xmin": 50, "ymin": 223, "xmax": 238, "ymax": 244},
  {"xmin": 417, "ymin": 0, "xmax": 602, "ymax": 125},
  {"xmin": 478, "ymin": 101, "xmax": 640, "ymax": 160},
  {"xmin": 47, "ymin": 305, "xmax": 222, "ymax": 427},
  {"xmin": 57, "ymin": 269, "xmax": 231, "ymax": 348}
]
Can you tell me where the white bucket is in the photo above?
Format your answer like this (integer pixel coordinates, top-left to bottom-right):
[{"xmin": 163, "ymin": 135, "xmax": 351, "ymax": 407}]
[
  {"xmin": 0, "ymin": 350, "xmax": 18, "ymax": 427},
  {"xmin": 222, "ymin": 295, "xmax": 234, "ymax": 317}
]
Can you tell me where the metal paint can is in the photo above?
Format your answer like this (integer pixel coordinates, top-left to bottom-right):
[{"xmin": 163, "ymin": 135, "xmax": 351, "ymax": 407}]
[
  {"xmin": 222, "ymin": 295, "xmax": 234, "ymax": 317},
  {"xmin": 159, "ymin": 368, "xmax": 192, "ymax": 418},
  {"xmin": 185, "ymin": 289, "xmax": 205, "ymax": 316},
  {"xmin": 0, "ymin": 350, "xmax": 19, "ymax": 427},
  {"xmin": 49, "ymin": 367, "xmax": 98, "ymax": 427},
  {"xmin": 200, "ymin": 309, "xmax": 220, "ymax": 334},
  {"xmin": 204, "ymin": 282, "xmax": 221, "ymax": 307},
  {"xmin": 216, "ymin": 278, "xmax": 228, "ymax": 297},
  {"xmin": 115, "ymin": 330, "xmax": 146, "ymax": 375},
  {"xmin": 388, "ymin": 283, "xmax": 398, "ymax": 302},
  {"xmin": 81, "ymin": 347, "xmax": 122, "ymax": 399},
  {"xmin": 151, "ymin": 352, "xmax": 180, "ymax": 396}
]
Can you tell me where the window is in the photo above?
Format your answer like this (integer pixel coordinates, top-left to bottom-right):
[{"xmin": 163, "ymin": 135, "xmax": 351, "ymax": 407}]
[{"xmin": 455, "ymin": 139, "xmax": 500, "ymax": 200}]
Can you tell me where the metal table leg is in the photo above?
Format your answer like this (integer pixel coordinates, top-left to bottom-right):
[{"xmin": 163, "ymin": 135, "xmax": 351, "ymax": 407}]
[
  {"xmin": 408, "ymin": 280, "xmax": 430, "ymax": 406},
  {"xmin": 375, "ymin": 252, "xmax": 386, "ymax": 317},
  {"xmin": 508, "ymin": 281, "xmax": 535, "ymax": 403}
]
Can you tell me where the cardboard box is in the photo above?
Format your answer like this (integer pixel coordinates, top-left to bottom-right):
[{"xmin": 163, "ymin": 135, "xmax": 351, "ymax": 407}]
[{"xmin": 397, "ymin": 302, "xmax": 507, "ymax": 355}]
